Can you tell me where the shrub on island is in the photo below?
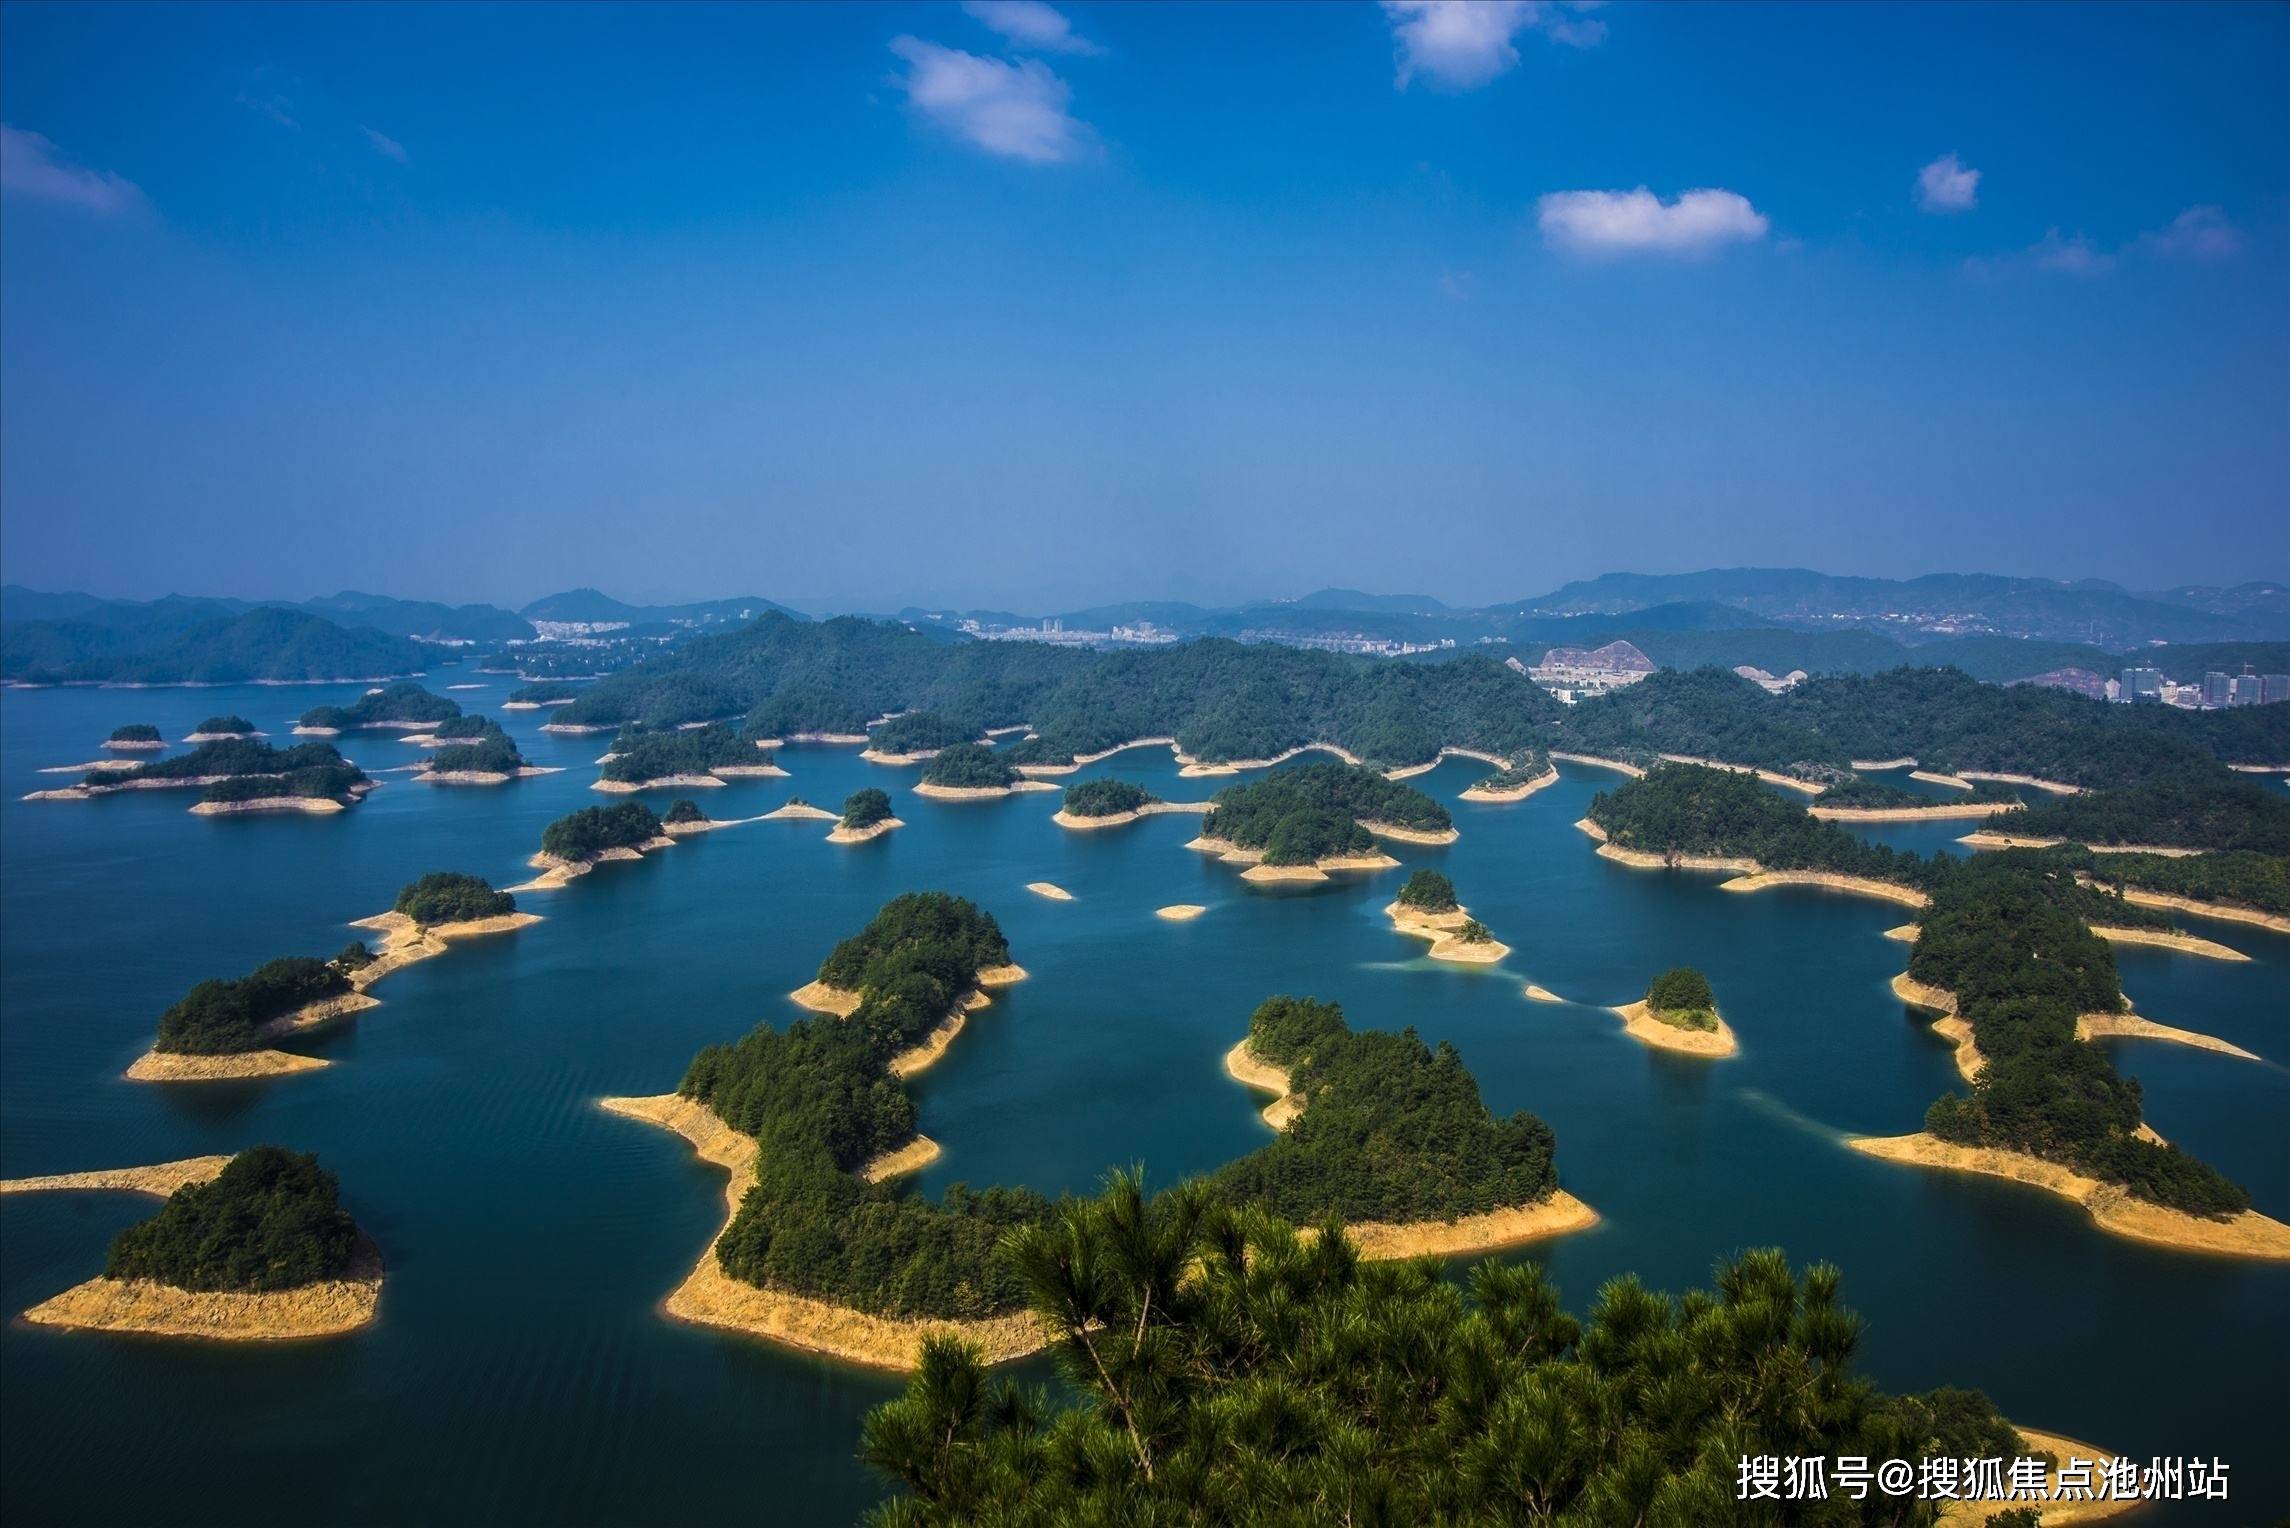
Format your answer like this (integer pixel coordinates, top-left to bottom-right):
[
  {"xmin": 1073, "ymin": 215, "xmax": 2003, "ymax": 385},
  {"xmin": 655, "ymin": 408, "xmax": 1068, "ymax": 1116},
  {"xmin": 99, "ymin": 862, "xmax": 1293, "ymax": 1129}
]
[
  {"xmin": 540, "ymin": 800, "xmax": 663, "ymax": 862},
  {"xmin": 108, "ymin": 724, "xmax": 162, "ymax": 743},
  {"xmin": 1061, "ymin": 778, "xmax": 1155, "ymax": 818},
  {"xmin": 871, "ymin": 711, "xmax": 979, "ymax": 756},
  {"xmin": 1645, "ymin": 967, "xmax": 1718, "ymax": 1032},
  {"xmin": 861, "ymin": 1213, "xmax": 2028, "ymax": 1523},
  {"xmin": 919, "ymin": 743, "xmax": 1019, "ymax": 790},
  {"xmin": 841, "ymin": 787, "xmax": 894, "ymax": 829},
  {"xmin": 192, "ymin": 715, "xmax": 256, "ymax": 736},
  {"xmin": 598, "ymin": 723, "xmax": 755, "ymax": 784},
  {"xmin": 663, "ymin": 799, "xmax": 710, "ymax": 826},
  {"xmin": 299, "ymin": 682, "xmax": 460, "ymax": 731},
  {"xmin": 1471, "ymin": 754, "xmax": 1552, "ymax": 793},
  {"xmin": 105, "ymin": 1147, "xmax": 359, "ymax": 1293},
  {"xmin": 1204, "ymin": 762, "xmax": 1447, "ymax": 865},
  {"xmin": 1394, "ymin": 869, "xmax": 1459, "ymax": 912},
  {"xmin": 393, "ymin": 872, "xmax": 515, "ymax": 927},
  {"xmin": 154, "ymin": 956, "xmax": 356, "ymax": 1055},
  {"xmin": 334, "ymin": 941, "xmax": 375, "ymax": 972},
  {"xmin": 1455, "ymin": 917, "xmax": 1493, "ymax": 945}
]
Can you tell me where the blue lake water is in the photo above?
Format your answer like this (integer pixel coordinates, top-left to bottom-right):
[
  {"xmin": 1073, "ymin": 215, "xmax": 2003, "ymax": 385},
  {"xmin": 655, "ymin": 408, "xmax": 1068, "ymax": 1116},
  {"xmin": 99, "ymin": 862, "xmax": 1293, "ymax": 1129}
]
[{"xmin": 2, "ymin": 683, "xmax": 2284, "ymax": 1524}]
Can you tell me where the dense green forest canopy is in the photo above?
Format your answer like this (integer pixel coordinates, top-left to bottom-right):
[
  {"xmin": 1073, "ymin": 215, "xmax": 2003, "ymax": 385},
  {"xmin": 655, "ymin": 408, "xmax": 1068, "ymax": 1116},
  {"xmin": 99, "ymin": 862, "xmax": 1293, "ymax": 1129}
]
[
  {"xmin": 2007, "ymin": 774, "xmax": 2290, "ymax": 855},
  {"xmin": 95, "ymin": 738, "xmax": 364, "ymax": 791},
  {"xmin": 745, "ymin": 685, "xmax": 876, "ymax": 739},
  {"xmin": 1818, "ymin": 777, "xmax": 2021, "ymax": 809},
  {"xmin": 1059, "ymin": 778, "xmax": 1154, "ymax": 817},
  {"xmin": 816, "ymin": 892, "xmax": 1012, "ymax": 991},
  {"xmin": 506, "ymin": 681, "xmax": 584, "ymax": 704},
  {"xmin": 105, "ymin": 1147, "xmax": 360, "ymax": 1293},
  {"xmin": 154, "ymin": 955, "xmax": 354, "ymax": 1055},
  {"xmin": 919, "ymin": 743, "xmax": 1019, "ymax": 790},
  {"xmin": 1395, "ymin": 869, "xmax": 1458, "ymax": 911},
  {"xmin": 429, "ymin": 714, "xmax": 499, "ymax": 739},
  {"xmin": 3, "ymin": 606, "xmax": 431, "ymax": 686},
  {"xmin": 862, "ymin": 1181, "xmax": 2023, "ymax": 1526},
  {"xmin": 192, "ymin": 714, "xmax": 256, "ymax": 734},
  {"xmin": 107, "ymin": 723, "xmax": 161, "ymax": 742},
  {"xmin": 300, "ymin": 682, "xmax": 461, "ymax": 730},
  {"xmin": 198, "ymin": 764, "xmax": 366, "ymax": 804},
  {"xmin": 663, "ymin": 799, "xmax": 710, "ymax": 825},
  {"xmin": 1205, "ymin": 762, "xmax": 1450, "ymax": 865},
  {"xmin": 872, "ymin": 711, "xmax": 985, "ymax": 755},
  {"xmin": 1647, "ymin": 967, "xmax": 1715, "ymax": 1017},
  {"xmin": 393, "ymin": 872, "xmax": 514, "ymax": 926},
  {"xmin": 1588, "ymin": 767, "xmax": 2242, "ymax": 1217},
  {"xmin": 2073, "ymin": 846, "xmax": 2290, "ymax": 918},
  {"xmin": 539, "ymin": 800, "xmax": 662, "ymax": 861},
  {"xmin": 597, "ymin": 722, "xmax": 754, "ymax": 783},
  {"xmin": 841, "ymin": 787, "xmax": 894, "ymax": 829},
  {"xmin": 426, "ymin": 731, "xmax": 528, "ymax": 776},
  {"xmin": 1470, "ymin": 753, "xmax": 1552, "ymax": 792},
  {"xmin": 1217, "ymin": 997, "xmax": 1558, "ymax": 1224}
]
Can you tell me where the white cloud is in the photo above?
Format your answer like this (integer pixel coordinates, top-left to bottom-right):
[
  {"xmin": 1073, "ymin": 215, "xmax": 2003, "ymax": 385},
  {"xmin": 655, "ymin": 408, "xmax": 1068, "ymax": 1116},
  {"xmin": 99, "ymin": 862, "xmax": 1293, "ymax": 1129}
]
[
  {"xmin": 1437, "ymin": 269, "xmax": 1475, "ymax": 301},
  {"xmin": 362, "ymin": 126, "xmax": 409, "ymax": 165},
  {"xmin": 0, "ymin": 124, "xmax": 146, "ymax": 215},
  {"xmin": 1536, "ymin": 186, "xmax": 1770, "ymax": 258},
  {"xmin": 1381, "ymin": 1, "xmax": 1604, "ymax": 92},
  {"xmin": 961, "ymin": 1, "xmax": 1103, "ymax": 56},
  {"xmin": 2137, "ymin": 204, "xmax": 2242, "ymax": 262},
  {"xmin": 889, "ymin": 37, "xmax": 1088, "ymax": 163},
  {"xmin": 1915, "ymin": 153, "xmax": 1979, "ymax": 214},
  {"xmin": 2031, "ymin": 229, "xmax": 2113, "ymax": 276}
]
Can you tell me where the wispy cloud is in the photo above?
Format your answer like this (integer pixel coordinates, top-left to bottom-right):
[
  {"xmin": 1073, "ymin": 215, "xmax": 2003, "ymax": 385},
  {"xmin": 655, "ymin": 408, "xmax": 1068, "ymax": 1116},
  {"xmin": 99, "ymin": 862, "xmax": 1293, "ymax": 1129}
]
[
  {"xmin": 234, "ymin": 90, "xmax": 301, "ymax": 131},
  {"xmin": 2136, "ymin": 204, "xmax": 2242, "ymax": 262},
  {"xmin": 889, "ymin": 37, "xmax": 1089, "ymax": 164},
  {"xmin": 1915, "ymin": 153, "xmax": 1979, "ymax": 214},
  {"xmin": 362, "ymin": 126, "xmax": 409, "ymax": 165},
  {"xmin": 961, "ymin": 1, "xmax": 1104, "ymax": 56},
  {"xmin": 1382, "ymin": 1, "xmax": 1605, "ymax": 92},
  {"xmin": 1969, "ymin": 206, "xmax": 2243, "ymax": 279},
  {"xmin": 0, "ymin": 124, "xmax": 146, "ymax": 215},
  {"xmin": 1537, "ymin": 187, "xmax": 1769, "ymax": 259},
  {"xmin": 1437, "ymin": 269, "xmax": 1475, "ymax": 301}
]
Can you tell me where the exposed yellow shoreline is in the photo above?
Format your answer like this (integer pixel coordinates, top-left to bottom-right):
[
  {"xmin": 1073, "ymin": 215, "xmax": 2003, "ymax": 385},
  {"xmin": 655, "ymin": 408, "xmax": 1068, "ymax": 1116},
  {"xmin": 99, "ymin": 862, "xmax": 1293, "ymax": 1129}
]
[
  {"xmin": 124, "ymin": 991, "xmax": 381, "ymax": 1083},
  {"xmin": 1460, "ymin": 766, "xmax": 1560, "ymax": 803},
  {"xmin": 2088, "ymin": 923, "xmax": 2249, "ymax": 961},
  {"xmin": 1957, "ymin": 770, "xmax": 2083, "ymax": 795},
  {"xmin": 912, "ymin": 779, "xmax": 1061, "ymax": 800},
  {"xmin": 826, "ymin": 816, "xmax": 902, "ymax": 844},
  {"xmin": 1809, "ymin": 800, "xmax": 2020, "ymax": 822},
  {"xmin": 1522, "ymin": 983, "xmax": 1564, "ymax": 1003},
  {"xmin": 1849, "ymin": 1133, "xmax": 2290, "ymax": 1260},
  {"xmin": 1358, "ymin": 819, "xmax": 1460, "ymax": 846},
  {"xmin": 1156, "ymin": 904, "xmax": 1208, "ymax": 921},
  {"xmin": 1025, "ymin": 881, "xmax": 1073, "ymax": 901},
  {"xmin": 598, "ymin": 1094, "xmax": 1048, "ymax": 1370},
  {"xmin": 1549, "ymin": 751, "xmax": 1645, "ymax": 777},
  {"xmin": 1718, "ymin": 870, "xmax": 1934, "ymax": 908},
  {"xmin": 1186, "ymin": 834, "xmax": 1400, "ymax": 883},
  {"xmin": 759, "ymin": 801, "xmax": 838, "ymax": 822},
  {"xmin": 1049, "ymin": 800, "xmax": 1211, "ymax": 830},
  {"xmin": 0, "ymin": 1156, "xmax": 234, "ymax": 1197},
  {"xmin": 1611, "ymin": 999, "xmax": 1738, "ymax": 1058},
  {"xmin": 507, "ymin": 835, "xmax": 677, "ymax": 891},
  {"xmin": 1850, "ymin": 757, "xmax": 1918, "ymax": 770},
  {"xmin": 1014, "ymin": 736, "xmax": 1179, "ymax": 776},
  {"xmin": 1176, "ymin": 742, "xmax": 1364, "ymax": 778},
  {"xmin": 1383, "ymin": 901, "xmax": 1509, "ymax": 964},
  {"xmin": 188, "ymin": 795, "xmax": 349, "ymax": 815},
  {"xmin": 1960, "ymin": 831, "xmax": 2200, "ymax": 857},
  {"xmin": 2101, "ymin": 883, "xmax": 2290, "ymax": 934},
  {"xmin": 1654, "ymin": 753, "xmax": 1827, "ymax": 795},
  {"xmin": 862, "ymin": 1135, "xmax": 941, "ymax": 1183}
]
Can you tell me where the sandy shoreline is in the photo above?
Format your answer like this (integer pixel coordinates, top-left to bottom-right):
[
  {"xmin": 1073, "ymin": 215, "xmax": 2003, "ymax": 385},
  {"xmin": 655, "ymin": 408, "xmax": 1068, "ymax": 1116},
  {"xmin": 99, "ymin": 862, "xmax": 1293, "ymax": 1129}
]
[
  {"xmin": 1460, "ymin": 766, "xmax": 1560, "ymax": 803},
  {"xmin": 1013, "ymin": 736, "xmax": 1181, "ymax": 776},
  {"xmin": 598, "ymin": 1094, "xmax": 1048, "ymax": 1370},
  {"xmin": 1384, "ymin": 901, "xmax": 1509, "ymax": 964},
  {"xmin": 1849, "ymin": 1133, "xmax": 2290, "ymax": 1260},
  {"xmin": 1611, "ymin": 999, "xmax": 1737, "ymax": 1058},
  {"xmin": 594, "ymin": 772, "xmax": 727, "ymax": 792},
  {"xmin": 1548, "ymin": 751, "xmax": 1645, "ymax": 778},
  {"xmin": 23, "ymin": 1240, "xmax": 384, "ymax": 1341},
  {"xmin": 912, "ymin": 779, "xmax": 1061, "ymax": 800},
  {"xmin": 1957, "ymin": 770, "xmax": 2083, "ymax": 795},
  {"xmin": 760, "ymin": 802, "xmax": 838, "ymax": 822},
  {"xmin": 1186, "ymin": 834, "xmax": 1400, "ymax": 883},
  {"xmin": 1025, "ymin": 881, "xmax": 1073, "ymax": 901},
  {"xmin": 188, "ymin": 795, "xmax": 350, "ymax": 815},
  {"xmin": 1809, "ymin": 800, "xmax": 2020, "ymax": 822},
  {"xmin": 860, "ymin": 747, "xmax": 938, "ymax": 766},
  {"xmin": 1522, "ymin": 983, "xmax": 1564, "ymax": 1003},
  {"xmin": 1175, "ymin": 741, "xmax": 1365, "ymax": 778},
  {"xmin": 2088, "ymin": 923, "xmax": 2249, "ymax": 961},
  {"xmin": 1718, "ymin": 871, "xmax": 1933, "ymax": 908},
  {"xmin": 1, "ymin": 1156, "xmax": 236, "ymax": 1197},
  {"xmin": 1358, "ymin": 819, "xmax": 1460, "ymax": 846},
  {"xmin": 1849, "ymin": 757, "xmax": 1918, "ymax": 770},
  {"xmin": 1654, "ymin": 754, "xmax": 1827, "ymax": 795},
  {"xmin": 1910, "ymin": 769, "xmax": 1973, "ymax": 790},
  {"xmin": 861, "ymin": 1136, "xmax": 941, "ymax": 1183},
  {"xmin": 1959, "ymin": 831, "xmax": 2201, "ymax": 858},
  {"xmin": 826, "ymin": 816, "xmax": 902, "ymax": 844},
  {"xmin": 1222, "ymin": 1039, "xmax": 1305, "ymax": 1130},
  {"xmin": 1050, "ymin": 800, "xmax": 1211, "ymax": 830},
  {"xmin": 1156, "ymin": 904, "xmax": 1207, "ymax": 921},
  {"xmin": 126, "ymin": 991, "xmax": 382, "ymax": 1083},
  {"xmin": 1578, "ymin": 818, "xmax": 1762, "ymax": 875},
  {"xmin": 2099, "ymin": 883, "xmax": 2290, "ymax": 934},
  {"xmin": 101, "ymin": 738, "xmax": 170, "ymax": 751},
  {"xmin": 507, "ymin": 837, "xmax": 673, "ymax": 892}
]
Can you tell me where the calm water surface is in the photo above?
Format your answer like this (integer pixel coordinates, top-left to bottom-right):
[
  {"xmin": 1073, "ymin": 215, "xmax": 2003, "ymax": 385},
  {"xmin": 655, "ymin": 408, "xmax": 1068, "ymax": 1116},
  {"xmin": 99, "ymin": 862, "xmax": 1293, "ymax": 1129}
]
[{"xmin": 2, "ymin": 685, "xmax": 2283, "ymax": 1524}]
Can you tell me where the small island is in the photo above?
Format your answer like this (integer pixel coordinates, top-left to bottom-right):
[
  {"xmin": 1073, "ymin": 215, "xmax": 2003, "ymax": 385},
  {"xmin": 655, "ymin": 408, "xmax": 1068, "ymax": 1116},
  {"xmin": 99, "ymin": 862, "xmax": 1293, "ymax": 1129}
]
[
  {"xmin": 596, "ymin": 722, "xmax": 785, "ymax": 791},
  {"xmin": 190, "ymin": 749, "xmax": 376, "ymax": 815},
  {"xmin": 28, "ymin": 740, "xmax": 377, "ymax": 813},
  {"xmin": 19, "ymin": 1147, "xmax": 381, "ymax": 1340},
  {"xmin": 503, "ymin": 681, "xmax": 582, "ymax": 709},
  {"xmin": 913, "ymin": 743, "xmax": 1060, "ymax": 800},
  {"xmin": 1049, "ymin": 777, "xmax": 1211, "ymax": 830},
  {"xmin": 297, "ymin": 681, "xmax": 460, "ymax": 734},
  {"xmin": 415, "ymin": 719, "xmax": 550, "ymax": 784},
  {"xmin": 1187, "ymin": 762, "xmax": 1440, "ymax": 881},
  {"xmin": 103, "ymin": 723, "xmax": 167, "ymax": 751},
  {"xmin": 828, "ymin": 786, "xmax": 903, "ymax": 843},
  {"xmin": 1610, "ymin": 966, "xmax": 1738, "ymax": 1058},
  {"xmin": 1384, "ymin": 870, "xmax": 1510, "ymax": 964},
  {"xmin": 515, "ymin": 800, "xmax": 672, "ymax": 887},
  {"xmin": 126, "ymin": 951, "xmax": 377, "ymax": 1081},
  {"xmin": 182, "ymin": 714, "xmax": 260, "ymax": 741},
  {"xmin": 759, "ymin": 795, "xmax": 840, "ymax": 824},
  {"xmin": 1459, "ymin": 752, "xmax": 1559, "ymax": 803},
  {"xmin": 1809, "ymin": 777, "xmax": 2024, "ymax": 822},
  {"xmin": 861, "ymin": 710, "xmax": 978, "ymax": 764},
  {"xmin": 347, "ymin": 872, "xmax": 541, "ymax": 979}
]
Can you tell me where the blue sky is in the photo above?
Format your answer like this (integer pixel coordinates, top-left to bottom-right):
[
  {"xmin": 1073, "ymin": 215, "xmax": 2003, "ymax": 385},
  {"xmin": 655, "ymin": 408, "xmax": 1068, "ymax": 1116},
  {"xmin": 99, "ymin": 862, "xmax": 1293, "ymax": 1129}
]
[{"xmin": 2, "ymin": 1, "xmax": 2284, "ymax": 611}]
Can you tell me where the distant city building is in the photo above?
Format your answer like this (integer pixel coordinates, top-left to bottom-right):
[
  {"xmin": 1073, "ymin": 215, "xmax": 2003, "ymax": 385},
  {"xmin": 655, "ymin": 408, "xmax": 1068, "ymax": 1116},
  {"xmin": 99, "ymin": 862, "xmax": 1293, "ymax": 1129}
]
[
  {"xmin": 2119, "ymin": 665, "xmax": 2164, "ymax": 702},
  {"xmin": 1518, "ymin": 639, "xmax": 1657, "ymax": 703},
  {"xmin": 2203, "ymin": 671, "xmax": 2234, "ymax": 708},
  {"xmin": 2265, "ymin": 674, "xmax": 2290, "ymax": 705},
  {"xmin": 2011, "ymin": 667, "xmax": 2108, "ymax": 701}
]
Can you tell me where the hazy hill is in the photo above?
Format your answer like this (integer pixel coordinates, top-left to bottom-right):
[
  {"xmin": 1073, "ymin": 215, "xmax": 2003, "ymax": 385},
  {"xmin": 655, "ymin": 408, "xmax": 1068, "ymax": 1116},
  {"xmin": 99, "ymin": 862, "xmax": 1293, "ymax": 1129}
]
[{"xmin": 2, "ymin": 606, "xmax": 434, "ymax": 684}]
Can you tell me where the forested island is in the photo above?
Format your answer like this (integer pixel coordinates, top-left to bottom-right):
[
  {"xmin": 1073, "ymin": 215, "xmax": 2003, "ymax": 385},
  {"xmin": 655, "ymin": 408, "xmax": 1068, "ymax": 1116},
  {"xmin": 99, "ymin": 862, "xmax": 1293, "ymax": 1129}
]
[
  {"xmin": 915, "ymin": 743, "xmax": 1054, "ymax": 799},
  {"xmin": 1460, "ymin": 751, "xmax": 1557, "ymax": 802},
  {"xmin": 537, "ymin": 800, "xmax": 665, "ymax": 865},
  {"xmin": 23, "ymin": 735, "xmax": 375, "ymax": 813},
  {"xmin": 860, "ymin": 1205, "xmax": 2094, "ymax": 1523},
  {"xmin": 126, "ymin": 950, "xmax": 374, "ymax": 1081},
  {"xmin": 185, "ymin": 714, "xmax": 259, "ymax": 740},
  {"xmin": 867, "ymin": 711, "xmax": 981, "ymax": 759},
  {"xmin": 394, "ymin": 872, "xmax": 516, "ymax": 926},
  {"xmin": 299, "ymin": 682, "xmax": 460, "ymax": 733},
  {"xmin": 104, "ymin": 723, "xmax": 164, "ymax": 749},
  {"xmin": 1192, "ymin": 762, "xmax": 1448, "ymax": 879},
  {"xmin": 504, "ymin": 681, "xmax": 583, "ymax": 707},
  {"xmin": 1060, "ymin": 778, "xmax": 1154, "ymax": 818},
  {"xmin": 607, "ymin": 893, "xmax": 1594, "ymax": 1368},
  {"xmin": 596, "ymin": 721, "xmax": 781, "ymax": 789},
  {"xmin": 833, "ymin": 787, "xmax": 899, "ymax": 841},
  {"xmin": 2000, "ymin": 774, "xmax": 2290, "ymax": 855},
  {"xmin": 1384, "ymin": 871, "xmax": 1506, "ymax": 963},
  {"xmin": 19, "ymin": 1147, "xmax": 382, "ymax": 1340},
  {"xmin": 1588, "ymin": 765, "xmax": 2287, "ymax": 1251}
]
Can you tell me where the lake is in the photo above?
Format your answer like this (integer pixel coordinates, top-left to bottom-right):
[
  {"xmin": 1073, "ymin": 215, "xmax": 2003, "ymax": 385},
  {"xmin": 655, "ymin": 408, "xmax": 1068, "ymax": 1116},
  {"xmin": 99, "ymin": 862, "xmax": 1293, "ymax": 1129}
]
[{"xmin": 2, "ymin": 682, "xmax": 2283, "ymax": 1523}]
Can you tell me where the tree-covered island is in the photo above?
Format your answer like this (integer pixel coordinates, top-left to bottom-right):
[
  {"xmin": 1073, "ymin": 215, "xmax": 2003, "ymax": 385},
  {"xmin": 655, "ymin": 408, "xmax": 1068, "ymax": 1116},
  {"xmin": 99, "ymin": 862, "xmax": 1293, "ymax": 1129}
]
[
  {"xmin": 392, "ymin": 872, "xmax": 516, "ymax": 928},
  {"xmin": 1643, "ymin": 967, "xmax": 1720, "ymax": 1032},
  {"xmin": 598, "ymin": 722, "xmax": 770, "ymax": 786},
  {"xmin": 841, "ymin": 788, "xmax": 895, "ymax": 829},
  {"xmin": 103, "ymin": 723, "xmax": 164, "ymax": 748},
  {"xmin": 299, "ymin": 682, "xmax": 461, "ymax": 732},
  {"xmin": 186, "ymin": 714, "xmax": 259, "ymax": 738},
  {"xmin": 152, "ymin": 954, "xmax": 361, "ymax": 1056},
  {"xmin": 539, "ymin": 800, "xmax": 664, "ymax": 862},
  {"xmin": 916, "ymin": 743, "xmax": 1022, "ymax": 792},
  {"xmin": 1198, "ymin": 761, "xmax": 1448, "ymax": 871},
  {"xmin": 105, "ymin": 1147, "xmax": 361, "ymax": 1293},
  {"xmin": 1058, "ymin": 778, "xmax": 1157, "ymax": 818}
]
